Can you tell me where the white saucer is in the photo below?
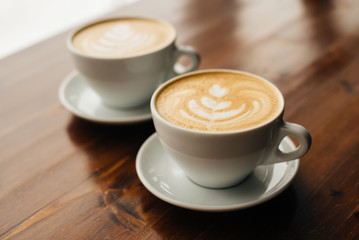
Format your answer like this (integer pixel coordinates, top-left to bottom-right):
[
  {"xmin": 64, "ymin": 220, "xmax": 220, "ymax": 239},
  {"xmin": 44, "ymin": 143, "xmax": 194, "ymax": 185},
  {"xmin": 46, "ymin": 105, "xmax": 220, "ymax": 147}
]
[
  {"xmin": 136, "ymin": 133, "xmax": 300, "ymax": 212},
  {"xmin": 59, "ymin": 71, "xmax": 152, "ymax": 124}
]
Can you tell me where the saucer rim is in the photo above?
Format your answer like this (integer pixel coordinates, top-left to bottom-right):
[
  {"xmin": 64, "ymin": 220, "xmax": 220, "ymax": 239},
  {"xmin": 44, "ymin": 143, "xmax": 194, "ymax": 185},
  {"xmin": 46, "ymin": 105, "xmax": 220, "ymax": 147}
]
[
  {"xmin": 136, "ymin": 133, "xmax": 300, "ymax": 212},
  {"xmin": 58, "ymin": 71, "xmax": 152, "ymax": 124}
]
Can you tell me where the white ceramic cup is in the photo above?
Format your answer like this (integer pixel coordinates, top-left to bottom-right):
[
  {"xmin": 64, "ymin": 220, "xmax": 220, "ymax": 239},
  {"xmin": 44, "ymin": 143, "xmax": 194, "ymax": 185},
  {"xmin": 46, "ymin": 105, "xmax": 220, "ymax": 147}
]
[
  {"xmin": 151, "ymin": 69, "xmax": 311, "ymax": 188},
  {"xmin": 67, "ymin": 16, "xmax": 200, "ymax": 108}
]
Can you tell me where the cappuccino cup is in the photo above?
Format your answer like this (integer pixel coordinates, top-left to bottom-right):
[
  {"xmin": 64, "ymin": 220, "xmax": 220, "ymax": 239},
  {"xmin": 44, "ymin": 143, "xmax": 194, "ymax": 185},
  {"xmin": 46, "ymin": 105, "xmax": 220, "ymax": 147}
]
[
  {"xmin": 67, "ymin": 17, "xmax": 200, "ymax": 108},
  {"xmin": 151, "ymin": 69, "xmax": 311, "ymax": 188}
]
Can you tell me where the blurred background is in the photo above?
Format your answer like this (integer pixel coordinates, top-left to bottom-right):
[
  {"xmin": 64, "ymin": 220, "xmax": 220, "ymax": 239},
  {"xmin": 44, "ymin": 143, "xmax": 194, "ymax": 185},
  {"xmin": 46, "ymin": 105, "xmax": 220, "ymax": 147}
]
[{"xmin": 0, "ymin": 0, "xmax": 138, "ymax": 59}]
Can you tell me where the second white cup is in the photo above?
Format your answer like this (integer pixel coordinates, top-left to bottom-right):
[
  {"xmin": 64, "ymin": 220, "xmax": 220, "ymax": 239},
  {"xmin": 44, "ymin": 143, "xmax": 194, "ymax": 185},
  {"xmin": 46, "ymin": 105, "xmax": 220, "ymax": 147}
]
[{"xmin": 67, "ymin": 16, "xmax": 200, "ymax": 108}]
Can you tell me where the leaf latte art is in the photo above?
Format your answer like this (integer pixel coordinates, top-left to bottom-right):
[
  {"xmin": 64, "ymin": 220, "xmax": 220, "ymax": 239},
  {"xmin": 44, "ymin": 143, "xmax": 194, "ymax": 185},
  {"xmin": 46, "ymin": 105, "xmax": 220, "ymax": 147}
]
[
  {"xmin": 156, "ymin": 72, "xmax": 282, "ymax": 132},
  {"xmin": 72, "ymin": 18, "xmax": 174, "ymax": 58}
]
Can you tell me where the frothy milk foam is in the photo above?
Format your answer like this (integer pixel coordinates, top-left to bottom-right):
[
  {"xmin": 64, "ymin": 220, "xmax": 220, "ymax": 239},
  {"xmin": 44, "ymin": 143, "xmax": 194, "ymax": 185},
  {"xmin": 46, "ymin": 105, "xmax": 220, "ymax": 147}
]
[
  {"xmin": 156, "ymin": 71, "xmax": 283, "ymax": 132},
  {"xmin": 72, "ymin": 18, "xmax": 175, "ymax": 58}
]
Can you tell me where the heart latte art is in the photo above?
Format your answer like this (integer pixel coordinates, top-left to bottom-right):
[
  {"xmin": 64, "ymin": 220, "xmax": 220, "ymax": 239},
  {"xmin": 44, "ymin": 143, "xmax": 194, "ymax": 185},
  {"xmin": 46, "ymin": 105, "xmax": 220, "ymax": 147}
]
[
  {"xmin": 156, "ymin": 72, "xmax": 283, "ymax": 132},
  {"xmin": 72, "ymin": 18, "xmax": 174, "ymax": 58}
]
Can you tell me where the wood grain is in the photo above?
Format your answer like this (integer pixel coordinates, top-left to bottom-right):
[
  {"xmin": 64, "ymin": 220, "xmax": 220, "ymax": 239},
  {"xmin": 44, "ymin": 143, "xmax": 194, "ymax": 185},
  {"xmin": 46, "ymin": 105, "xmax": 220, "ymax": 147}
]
[{"xmin": 1, "ymin": 0, "xmax": 359, "ymax": 239}]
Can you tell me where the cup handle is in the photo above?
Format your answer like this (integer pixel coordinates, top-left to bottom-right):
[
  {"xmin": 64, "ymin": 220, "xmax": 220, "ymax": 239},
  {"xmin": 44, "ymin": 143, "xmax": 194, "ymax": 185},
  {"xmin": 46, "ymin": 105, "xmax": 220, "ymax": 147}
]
[
  {"xmin": 261, "ymin": 122, "xmax": 312, "ymax": 165},
  {"xmin": 166, "ymin": 45, "xmax": 200, "ymax": 79}
]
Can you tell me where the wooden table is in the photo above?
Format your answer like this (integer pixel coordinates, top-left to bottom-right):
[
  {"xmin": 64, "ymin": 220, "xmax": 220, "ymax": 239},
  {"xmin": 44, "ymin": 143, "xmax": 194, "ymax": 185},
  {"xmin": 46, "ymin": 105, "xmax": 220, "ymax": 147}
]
[{"xmin": 1, "ymin": 0, "xmax": 359, "ymax": 239}]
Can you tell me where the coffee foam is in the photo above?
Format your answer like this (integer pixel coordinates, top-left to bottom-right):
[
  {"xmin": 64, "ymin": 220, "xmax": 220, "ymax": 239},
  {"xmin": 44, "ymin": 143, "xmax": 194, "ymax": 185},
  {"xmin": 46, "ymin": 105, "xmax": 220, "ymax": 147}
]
[
  {"xmin": 72, "ymin": 18, "xmax": 174, "ymax": 58},
  {"xmin": 156, "ymin": 71, "xmax": 282, "ymax": 132}
]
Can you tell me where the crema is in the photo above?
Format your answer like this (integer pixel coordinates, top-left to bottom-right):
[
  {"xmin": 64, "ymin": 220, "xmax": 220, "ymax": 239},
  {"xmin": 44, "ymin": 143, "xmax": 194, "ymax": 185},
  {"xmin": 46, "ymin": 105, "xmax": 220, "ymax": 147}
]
[
  {"xmin": 72, "ymin": 18, "xmax": 175, "ymax": 58},
  {"xmin": 156, "ymin": 71, "xmax": 282, "ymax": 132}
]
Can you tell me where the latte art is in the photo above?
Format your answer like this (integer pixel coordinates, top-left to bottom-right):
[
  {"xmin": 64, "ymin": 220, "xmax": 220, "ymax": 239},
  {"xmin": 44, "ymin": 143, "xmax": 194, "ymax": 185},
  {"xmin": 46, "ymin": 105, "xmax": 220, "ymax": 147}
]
[
  {"xmin": 72, "ymin": 18, "xmax": 174, "ymax": 58},
  {"xmin": 156, "ymin": 72, "xmax": 282, "ymax": 132},
  {"xmin": 83, "ymin": 23, "xmax": 156, "ymax": 56}
]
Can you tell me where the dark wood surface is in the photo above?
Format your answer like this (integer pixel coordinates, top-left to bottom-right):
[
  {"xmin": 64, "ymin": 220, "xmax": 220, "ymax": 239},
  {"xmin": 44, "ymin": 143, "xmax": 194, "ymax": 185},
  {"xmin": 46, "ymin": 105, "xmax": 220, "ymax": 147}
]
[{"xmin": 1, "ymin": 0, "xmax": 359, "ymax": 239}]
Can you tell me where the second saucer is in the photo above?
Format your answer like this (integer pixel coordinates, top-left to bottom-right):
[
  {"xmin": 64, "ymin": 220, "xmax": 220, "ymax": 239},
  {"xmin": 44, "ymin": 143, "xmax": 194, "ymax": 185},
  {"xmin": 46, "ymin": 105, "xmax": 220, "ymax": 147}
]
[{"xmin": 59, "ymin": 71, "xmax": 152, "ymax": 124}]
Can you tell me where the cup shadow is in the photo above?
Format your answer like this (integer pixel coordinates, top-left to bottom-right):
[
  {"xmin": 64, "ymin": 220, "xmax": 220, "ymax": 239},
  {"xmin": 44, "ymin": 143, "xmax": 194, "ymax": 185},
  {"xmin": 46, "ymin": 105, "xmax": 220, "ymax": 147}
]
[
  {"xmin": 151, "ymin": 186, "xmax": 298, "ymax": 239},
  {"xmin": 66, "ymin": 116, "xmax": 155, "ymax": 163}
]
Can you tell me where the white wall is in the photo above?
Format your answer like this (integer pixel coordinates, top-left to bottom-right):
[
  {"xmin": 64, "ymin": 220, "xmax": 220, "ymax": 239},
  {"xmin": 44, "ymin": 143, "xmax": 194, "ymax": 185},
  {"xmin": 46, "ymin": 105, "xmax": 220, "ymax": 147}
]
[{"xmin": 0, "ymin": 0, "xmax": 137, "ymax": 59}]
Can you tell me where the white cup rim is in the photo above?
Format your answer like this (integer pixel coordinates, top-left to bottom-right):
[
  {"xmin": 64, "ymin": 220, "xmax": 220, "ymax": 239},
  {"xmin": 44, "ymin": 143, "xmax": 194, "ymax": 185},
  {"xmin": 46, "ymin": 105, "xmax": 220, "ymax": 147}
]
[
  {"xmin": 151, "ymin": 69, "xmax": 285, "ymax": 135},
  {"xmin": 66, "ymin": 16, "xmax": 177, "ymax": 60}
]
